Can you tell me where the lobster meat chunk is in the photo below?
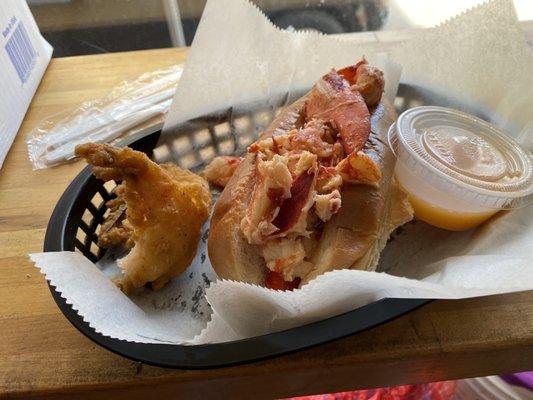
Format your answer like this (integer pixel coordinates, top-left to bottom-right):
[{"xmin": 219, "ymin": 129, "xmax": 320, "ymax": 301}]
[
  {"xmin": 305, "ymin": 69, "xmax": 371, "ymax": 155},
  {"xmin": 203, "ymin": 156, "xmax": 242, "ymax": 188},
  {"xmin": 338, "ymin": 58, "xmax": 385, "ymax": 108}
]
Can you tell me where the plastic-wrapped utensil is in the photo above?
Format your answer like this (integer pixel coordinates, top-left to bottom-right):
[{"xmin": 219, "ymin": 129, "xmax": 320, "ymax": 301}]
[
  {"xmin": 26, "ymin": 64, "xmax": 182, "ymax": 169},
  {"xmin": 43, "ymin": 98, "xmax": 173, "ymax": 166}
]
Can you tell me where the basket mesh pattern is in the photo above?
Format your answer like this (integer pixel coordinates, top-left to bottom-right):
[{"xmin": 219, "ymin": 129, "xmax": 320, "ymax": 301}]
[
  {"xmin": 153, "ymin": 106, "xmax": 278, "ymax": 170},
  {"xmin": 73, "ymin": 180, "xmax": 119, "ymax": 262}
]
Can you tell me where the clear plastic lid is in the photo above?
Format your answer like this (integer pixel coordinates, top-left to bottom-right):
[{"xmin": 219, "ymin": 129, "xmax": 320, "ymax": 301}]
[{"xmin": 388, "ymin": 106, "xmax": 533, "ymax": 209}]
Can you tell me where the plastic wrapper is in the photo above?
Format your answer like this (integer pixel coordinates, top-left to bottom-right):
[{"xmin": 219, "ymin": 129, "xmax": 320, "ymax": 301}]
[{"xmin": 26, "ymin": 64, "xmax": 183, "ymax": 169}]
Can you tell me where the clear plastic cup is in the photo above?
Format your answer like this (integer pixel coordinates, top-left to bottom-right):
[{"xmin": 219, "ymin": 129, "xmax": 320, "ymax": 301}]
[{"xmin": 388, "ymin": 106, "xmax": 532, "ymax": 231}]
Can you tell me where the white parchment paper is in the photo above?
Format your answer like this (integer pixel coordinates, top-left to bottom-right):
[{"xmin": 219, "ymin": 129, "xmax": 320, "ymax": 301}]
[
  {"xmin": 162, "ymin": 0, "xmax": 401, "ymax": 130},
  {"xmin": 32, "ymin": 0, "xmax": 533, "ymax": 345},
  {"xmin": 389, "ymin": 0, "xmax": 533, "ymax": 147}
]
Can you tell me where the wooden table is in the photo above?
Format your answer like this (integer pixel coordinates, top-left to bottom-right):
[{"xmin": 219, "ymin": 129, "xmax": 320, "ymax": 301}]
[{"xmin": 0, "ymin": 47, "xmax": 532, "ymax": 400}]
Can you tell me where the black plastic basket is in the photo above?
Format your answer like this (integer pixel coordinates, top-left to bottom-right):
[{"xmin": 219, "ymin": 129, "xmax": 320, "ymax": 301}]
[{"xmin": 43, "ymin": 84, "xmax": 444, "ymax": 369}]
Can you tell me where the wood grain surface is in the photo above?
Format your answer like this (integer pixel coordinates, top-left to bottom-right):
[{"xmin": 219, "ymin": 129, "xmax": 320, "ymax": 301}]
[{"xmin": 0, "ymin": 47, "xmax": 531, "ymax": 400}]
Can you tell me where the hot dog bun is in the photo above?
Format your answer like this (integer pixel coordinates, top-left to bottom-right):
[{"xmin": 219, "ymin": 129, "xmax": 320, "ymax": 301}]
[
  {"xmin": 208, "ymin": 98, "xmax": 307, "ymax": 285},
  {"xmin": 208, "ymin": 95, "xmax": 412, "ymax": 287},
  {"xmin": 304, "ymin": 100, "xmax": 413, "ymax": 283}
]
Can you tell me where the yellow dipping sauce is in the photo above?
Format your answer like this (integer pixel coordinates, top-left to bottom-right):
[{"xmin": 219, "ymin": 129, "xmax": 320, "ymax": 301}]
[
  {"xmin": 405, "ymin": 190, "xmax": 498, "ymax": 231},
  {"xmin": 388, "ymin": 107, "xmax": 532, "ymax": 232}
]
